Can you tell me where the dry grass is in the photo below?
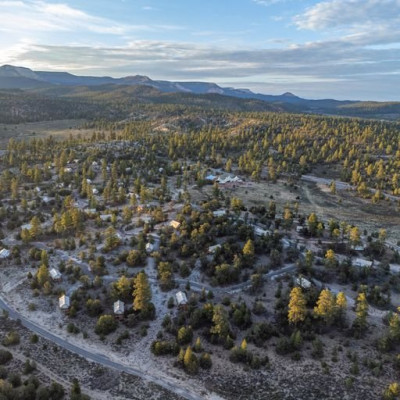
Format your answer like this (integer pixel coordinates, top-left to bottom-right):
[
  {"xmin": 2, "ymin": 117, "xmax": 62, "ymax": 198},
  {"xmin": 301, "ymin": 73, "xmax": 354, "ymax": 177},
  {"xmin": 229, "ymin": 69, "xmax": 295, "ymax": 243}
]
[
  {"xmin": 0, "ymin": 119, "xmax": 92, "ymax": 148},
  {"xmin": 200, "ymin": 178, "xmax": 400, "ymax": 244}
]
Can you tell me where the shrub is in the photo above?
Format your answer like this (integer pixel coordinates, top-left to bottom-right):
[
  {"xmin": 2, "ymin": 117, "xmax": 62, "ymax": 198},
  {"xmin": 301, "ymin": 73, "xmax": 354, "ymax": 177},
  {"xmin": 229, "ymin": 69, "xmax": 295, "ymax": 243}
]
[
  {"xmin": 167, "ymin": 297, "xmax": 175, "ymax": 309},
  {"xmin": 30, "ymin": 334, "xmax": 39, "ymax": 344},
  {"xmin": 86, "ymin": 299, "xmax": 103, "ymax": 317},
  {"xmin": 23, "ymin": 359, "xmax": 37, "ymax": 374},
  {"xmin": 67, "ymin": 323, "xmax": 80, "ymax": 334},
  {"xmin": 8, "ymin": 372, "xmax": 22, "ymax": 387},
  {"xmin": 151, "ymin": 340, "xmax": 180, "ymax": 356},
  {"xmin": 247, "ymin": 322, "xmax": 277, "ymax": 347},
  {"xmin": 199, "ymin": 353, "xmax": 212, "ymax": 369},
  {"xmin": 139, "ymin": 303, "xmax": 156, "ymax": 321},
  {"xmin": 251, "ymin": 355, "xmax": 262, "ymax": 369},
  {"xmin": 177, "ymin": 326, "xmax": 193, "ymax": 345},
  {"xmin": 2, "ymin": 331, "xmax": 20, "ymax": 346},
  {"xmin": 140, "ymin": 325, "xmax": 148, "ymax": 337},
  {"xmin": 230, "ymin": 345, "xmax": 250, "ymax": 364},
  {"xmin": 311, "ymin": 338, "xmax": 324, "ymax": 359},
  {"xmin": 0, "ymin": 349, "xmax": 12, "ymax": 365},
  {"xmin": 95, "ymin": 315, "xmax": 118, "ymax": 335},
  {"xmin": 0, "ymin": 365, "xmax": 8, "ymax": 379},
  {"xmin": 48, "ymin": 381, "xmax": 65, "ymax": 400},
  {"xmin": 36, "ymin": 386, "xmax": 50, "ymax": 400},
  {"xmin": 276, "ymin": 337, "xmax": 292, "ymax": 355}
]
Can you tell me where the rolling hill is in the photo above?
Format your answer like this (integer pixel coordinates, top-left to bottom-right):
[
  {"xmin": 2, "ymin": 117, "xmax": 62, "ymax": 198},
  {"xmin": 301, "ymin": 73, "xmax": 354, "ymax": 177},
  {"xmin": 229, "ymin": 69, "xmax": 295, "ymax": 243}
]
[{"xmin": 0, "ymin": 64, "xmax": 399, "ymax": 121}]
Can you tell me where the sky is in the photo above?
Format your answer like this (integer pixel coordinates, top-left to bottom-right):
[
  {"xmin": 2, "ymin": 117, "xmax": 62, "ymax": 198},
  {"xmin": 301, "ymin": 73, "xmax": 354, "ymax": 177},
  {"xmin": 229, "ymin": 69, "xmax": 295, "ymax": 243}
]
[{"xmin": 0, "ymin": 0, "xmax": 399, "ymax": 100}]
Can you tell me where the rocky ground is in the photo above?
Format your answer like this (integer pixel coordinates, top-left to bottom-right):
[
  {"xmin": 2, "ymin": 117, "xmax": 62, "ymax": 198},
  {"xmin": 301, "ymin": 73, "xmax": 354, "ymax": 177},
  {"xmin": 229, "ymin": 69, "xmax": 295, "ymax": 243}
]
[{"xmin": 0, "ymin": 318, "xmax": 185, "ymax": 400}]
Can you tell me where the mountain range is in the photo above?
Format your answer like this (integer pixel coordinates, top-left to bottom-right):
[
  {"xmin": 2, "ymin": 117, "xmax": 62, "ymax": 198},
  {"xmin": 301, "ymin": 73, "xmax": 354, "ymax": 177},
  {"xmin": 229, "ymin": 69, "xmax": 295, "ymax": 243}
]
[
  {"xmin": 0, "ymin": 64, "xmax": 399, "ymax": 120},
  {"xmin": 0, "ymin": 64, "xmax": 349, "ymax": 107}
]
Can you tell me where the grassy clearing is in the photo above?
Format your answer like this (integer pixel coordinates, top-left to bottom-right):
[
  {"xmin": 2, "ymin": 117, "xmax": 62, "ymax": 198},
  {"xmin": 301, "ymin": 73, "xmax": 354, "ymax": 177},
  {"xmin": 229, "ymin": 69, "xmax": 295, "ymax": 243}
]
[
  {"xmin": 0, "ymin": 119, "xmax": 90, "ymax": 148},
  {"xmin": 201, "ymin": 178, "xmax": 400, "ymax": 243}
]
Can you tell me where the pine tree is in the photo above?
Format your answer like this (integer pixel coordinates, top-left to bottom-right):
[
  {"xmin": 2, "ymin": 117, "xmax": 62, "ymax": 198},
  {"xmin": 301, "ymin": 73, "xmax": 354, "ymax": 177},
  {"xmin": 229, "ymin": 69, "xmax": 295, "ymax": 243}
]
[
  {"xmin": 177, "ymin": 348, "xmax": 185, "ymax": 363},
  {"xmin": 288, "ymin": 287, "xmax": 307, "ymax": 325},
  {"xmin": 21, "ymin": 228, "xmax": 31, "ymax": 244},
  {"xmin": 225, "ymin": 159, "xmax": 232, "ymax": 172},
  {"xmin": 324, "ymin": 249, "xmax": 337, "ymax": 268},
  {"xmin": 40, "ymin": 250, "xmax": 49, "ymax": 267},
  {"xmin": 122, "ymin": 206, "xmax": 133, "ymax": 223},
  {"xmin": 290, "ymin": 330, "xmax": 303, "ymax": 350},
  {"xmin": 349, "ymin": 226, "xmax": 361, "ymax": 248},
  {"xmin": 304, "ymin": 250, "xmax": 314, "ymax": 271},
  {"xmin": 37, "ymin": 264, "xmax": 50, "ymax": 288},
  {"xmin": 183, "ymin": 346, "xmax": 198, "ymax": 374},
  {"xmin": 210, "ymin": 305, "xmax": 230, "ymax": 339},
  {"xmin": 307, "ymin": 213, "xmax": 318, "ymax": 236},
  {"xmin": 283, "ymin": 206, "xmax": 293, "ymax": 230},
  {"xmin": 242, "ymin": 239, "xmax": 255, "ymax": 266},
  {"xmin": 11, "ymin": 177, "xmax": 18, "ymax": 200},
  {"xmin": 389, "ymin": 312, "xmax": 400, "ymax": 341},
  {"xmin": 114, "ymin": 275, "xmax": 132, "ymax": 302},
  {"xmin": 29, "ymin": 216, "xmax": 42, "ymax": 239},
  {"xmin": 133, "ymin": 272, "xmax": 151, "ymax": 311},
  {"xmin": 194, "ymin": 337, "xmax": 202, "ymax": 352},
  {"xmin": 335, "ymin": 291, "xmax": 347, "ymax": 322},
  {"xmin": 21, "ymin": 198, "xmax": 28, "ymax": 212},
  {"xmin": 353, "ymin": 292, "xmax": 369, "ymax": 334},
  {"xmin": 314, "ymin": 289, "xmax": 335, "ymax": 324},
  {"xmin": 383, "ymin": 382, "xmax": 400, "ymax": 400}
]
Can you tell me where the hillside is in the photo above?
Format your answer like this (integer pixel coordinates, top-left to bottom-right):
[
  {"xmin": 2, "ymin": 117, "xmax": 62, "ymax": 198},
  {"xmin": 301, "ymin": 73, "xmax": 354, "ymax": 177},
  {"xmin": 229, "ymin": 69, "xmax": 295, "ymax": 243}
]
[
  {"xmin": 0, "ymin": 85, "xmax": 285, "ymax": 124},
  {"xmin": 0, "ymin": 65, "xmax": 399, "ymax": 121},
  {"xmin": 0, "ymin": 65, "xmax": 400, "ymax": 120}
]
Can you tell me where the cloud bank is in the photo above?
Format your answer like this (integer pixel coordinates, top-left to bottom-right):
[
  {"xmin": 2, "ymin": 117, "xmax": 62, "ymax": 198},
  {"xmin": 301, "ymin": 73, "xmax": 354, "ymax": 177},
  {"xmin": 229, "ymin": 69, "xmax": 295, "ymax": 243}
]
[{"xmin": 0, "ymin": 0, "xmax": 399, "ymax": 100}]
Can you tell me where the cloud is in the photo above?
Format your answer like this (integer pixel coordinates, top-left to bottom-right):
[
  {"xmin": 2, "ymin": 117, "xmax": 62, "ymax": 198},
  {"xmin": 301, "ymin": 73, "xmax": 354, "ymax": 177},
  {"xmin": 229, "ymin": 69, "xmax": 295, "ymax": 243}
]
[
  {"xmin": 0, "ymin": 0, "xmax": 132, "ymax": 35},
  {"xmin": 0, "ymin": 0, "xmax": 399, "ymax": 100},
  {"xmin": 0, "ymin": 1, "xmax": 183, "ymax": 38},
  {"xmin": 295, "ymin": 0, "xmax": 400, "ymax": 30},
  {"xmin": 1, "ymin": 36, "xmax": 399, "ymax": 100},
  {"xmin": 8, "ymin": 38, "xmax": 400, "ymax": 81},
  {"xmin": 253, "ymin": 0, "xmax": 292, "ymax": 5},
  {"xmin": 294, "ymin": 0, "xmax": 400, "ymax": 58}
]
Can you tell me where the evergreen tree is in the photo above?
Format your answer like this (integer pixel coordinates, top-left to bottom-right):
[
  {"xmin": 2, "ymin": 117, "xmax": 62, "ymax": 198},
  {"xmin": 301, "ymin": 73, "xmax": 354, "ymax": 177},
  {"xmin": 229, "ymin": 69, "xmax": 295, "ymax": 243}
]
[
  {"xmin": 210, "ymin": 305, "xmax": 230, "ymax": 339},
  {"xmin": 304, "ymin": 250, "xmax": 314, "ymax": 272},
  {"xmin": 335, "ymin": 291, "xmax": 347, "ymax": 322},
  {"xmin": 29, "ymin": 216, "xmax": 42, "ymax": 239},
  {"xmin": 353, "ymin": 292, "xmax": 369, "ymax": 335},
  {"xmin": 194, "ymin": 337, "xmax": 203, "ymax": 352},
  {"xmin": 288, "ymin": 287, "xmax": 307, "ymax": 325},
  {"xmin": 183, "ymin": 346, "xmax": 198, "ymax": 374},
  {"xmin": 243, "ymin": 239, "xmax": 255, "ymax": 257},
  {"xmin": 133, "ymin": 272, "xmax": 151, "ymax": 311},
  {"xmin": 314, "ymin": 289, "xmax": 335, "ymax": 324},
  {"xmin": 21, "ymin": 228, "xmax": 31, "ymax": 244},
  {"xmin": 349, "ymin": 226, "xmax": 361, "ymax": 248},
  {"xmin": 37, "ymin": 264, "xmax": 50, "ymax": 288},
  {"xmin": 389, "ymin": 311, "xmax": 400, "ymax": 341},
  {"xmin": 324, "ymin": 249, "xmax": 337, "ymax": 269},
  {"xmin": 40, "ymin": 250, "xmax": 49, "ymax": 267}
]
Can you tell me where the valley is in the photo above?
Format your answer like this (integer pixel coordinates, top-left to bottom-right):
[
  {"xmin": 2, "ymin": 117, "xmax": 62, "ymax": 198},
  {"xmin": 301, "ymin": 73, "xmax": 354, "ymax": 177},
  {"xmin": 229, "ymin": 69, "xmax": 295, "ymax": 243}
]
[{"xmin": 0, "ymin": 103, "xmax": 399, "ymax": 400}]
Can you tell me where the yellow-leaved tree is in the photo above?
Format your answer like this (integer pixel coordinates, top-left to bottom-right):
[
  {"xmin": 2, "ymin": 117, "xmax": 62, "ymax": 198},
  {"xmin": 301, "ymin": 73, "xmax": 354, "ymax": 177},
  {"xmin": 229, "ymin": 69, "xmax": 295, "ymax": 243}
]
[
  {"xmin": 314, "ymin": 289, "xmax": 335, "ymax": 324},
  {"xmin": 133, "ymin": 271, "xmax": 151, "ymax": 311},
  {"xmin": 288, "ymin": 287, "xmax": 307, "ymax": 325}
]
